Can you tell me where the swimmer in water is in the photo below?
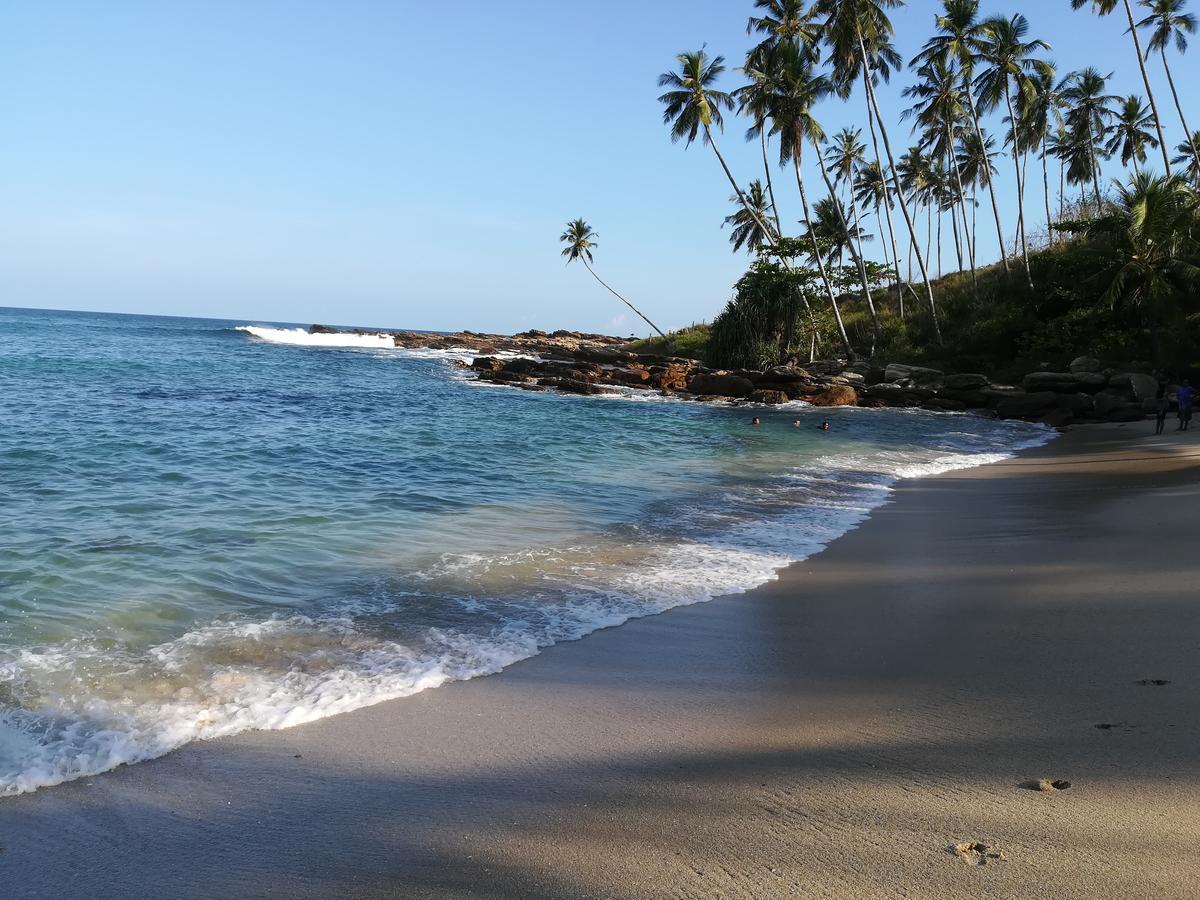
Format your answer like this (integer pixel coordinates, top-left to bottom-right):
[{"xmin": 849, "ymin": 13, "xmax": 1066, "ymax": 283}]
[
  {"xmin": 751, "ymin": 417, "xmax": 761, "ymax": 426},
  {"xmin": 819, "ymin": 420, "xmax": 830, "ymax": 431}
]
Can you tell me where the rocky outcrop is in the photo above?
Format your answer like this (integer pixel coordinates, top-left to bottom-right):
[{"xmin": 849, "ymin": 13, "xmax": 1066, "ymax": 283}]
[{"xmin": 687, "ymin": 373, "xmax": 755, "ymax": 398}]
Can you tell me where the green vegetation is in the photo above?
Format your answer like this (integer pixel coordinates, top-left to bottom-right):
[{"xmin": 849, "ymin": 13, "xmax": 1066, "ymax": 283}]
[{"xmin": 624, "ymin": 323, "xmax": 713, "ymax": 359}]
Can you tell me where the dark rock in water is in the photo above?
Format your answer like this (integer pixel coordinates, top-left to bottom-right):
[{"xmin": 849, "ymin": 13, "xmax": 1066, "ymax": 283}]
[
  {"xmin": 1041, "ymin": 408, "xmax": 1074, "ymax": 428},
  {"xmin": 884, "ymin": 363, "xmax": 944, "ymax": 387},
  {"xmin": 750, "ymin": 389, "xmax": 789, "ymax": 405},
  {"xmin": 555, "ymin": 378, "xmax": 615, "ymax": 396},
  {"xmin": 759, "ymin": 365, "xmax": 811, "ymax": 383},
  {"xmin": 471, "ymin": 357, "xmax": 505, "ymax": 372},
  {"xmin": 923, "ymin": 398, "xmax": 967, "ymax": 412},
  {"xmin": 1070, "ymin": 356, "xmax": 1102, "ymax": 373},
  {"xmin": 687, "ymin": 373, "xmax": 755, "ymax": 398},
  {"xmin": 574, "ymin": 347, "xmax": 637, "ymax": 365},
  {"xmin": 995, "ymin": 392, "xmax": 1057, "ymax": 418},
  {"xmin": 502, "ymin": 358, "xmax": 543, "ymax": 375},
  {"xmin": 943, "ymin": 373, "xmax": 990, "ymax": 390},
  {"xmin": 938, "ymin": 388, "xmax": 991, "ymax": 408},
  {"xmin": 806, "ymin": 384, "xmax": 858, "ymax": 407},
  {"xmin": 308, "ymin": 324, "xmax": 339, "ymax": 334}
]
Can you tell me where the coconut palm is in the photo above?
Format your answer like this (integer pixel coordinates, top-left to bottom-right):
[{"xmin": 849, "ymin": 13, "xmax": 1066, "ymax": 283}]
[
  {"xmin": 1173, "ymin": 130, "xmax": 1200, "ymax": 183},
  {"xmin": 816, "ymin": 0, "xmax": 942, "ymax": 343},
  {"xmin": 1016, "ymin": 67, "xmax": 1066, "ymax": 245},
  {"xmin": 854, "ymin": 160, "xmax": 908, "ymax": 316},
  {"xmin": 827, "ymin": 127, "xmax": 900, "ymax": 301},
  {"xmin": 1137, "ymin": 0, "xmax": 1200, "ymax": 172},
  {"xmin": 723, "ymin": 181, "xmax": 777, "ymax": 253},
  {"xmin": 914, "ymin": 0, "xmax": 1010, "ymax": 277},
  {"xmin": 1072, "ymin": 0, "xmax": 1172, "ymax": 174},
  {"xmin": 1061, "ymin": 68, "xmax": 1119, "ymax": 210},
  {"xmin": 559, "ymin": 219, "xmax": 665, "ymax": 337},
  {"xmin": 804, "ymin": 195, "xmax": 874, "ymax": 266},
  {"xmin": 975, "ymin": 14, "xmax": 1052, "ymax": 290},
  {"xmin": 657, "ymin": 50, "xmax": 780, "ymax": 251},
  {"xmin": 1106, "ymin": 95, "xmax": 1160, "ymax": 171},
  {"xmin": 957, "ymin": 128, "xmax": 999, "ymax": 267},
  {"xmin": 748, "ymin": 0, "xmax": 823, "ymax": 60},
  {"xmin": 737, "ymin": 63, "xmax": 787, "ymax": 239}
]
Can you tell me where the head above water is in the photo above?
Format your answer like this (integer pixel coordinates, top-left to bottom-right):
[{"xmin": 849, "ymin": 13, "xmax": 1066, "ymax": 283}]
[
  {"xmin": 751, "ymin": 417, "xmax": 761, "ymax": 426},
  {"xmin": 820, "ymin": 420, "xmax": 830, "ymax": 431}
]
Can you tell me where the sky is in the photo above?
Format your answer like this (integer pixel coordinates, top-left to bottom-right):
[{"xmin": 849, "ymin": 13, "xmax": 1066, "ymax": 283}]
[{"xmin": 2, "ymin": 0, "xmax": 1197, "ymax": 334}]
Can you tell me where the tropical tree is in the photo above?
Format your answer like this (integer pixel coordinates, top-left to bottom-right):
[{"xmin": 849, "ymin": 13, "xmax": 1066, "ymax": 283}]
[
  {"xmin": 1137, "ymin": 0, "xmax": 1200, "ymax": 173},
  {"xmin": 748, "ymin": 0, "xmax": 823, "ymax": 59},
  {"xmin": 956, "ymin": 128, "xmax": 999, "ymax": 270},
  {"xmin": 1061, "ymin": 173, "xmax": 1200, "ymax": 361},
  {"xmin": 1016, "ymin": 67, "xmax": 1065, "ymax": 245},
  {"xmin": 827, "ymin": 127, "xmax": 900, "ymax": 300},
  {"xmin": 558, "ymin": 219, "xmax": 666, "ymax": 337},
  {"xmin": 853, "ymin": 160, "xmax": 908, "ymax": 315},
  {"xmin": 1061, "ymin": 68, "xmax": 1119, "ymax": 210},
  {"xmin": 817, "ymin": 0, "xmax": 942, "ymax": 343},
  {"xmin": 1106, "ymin": 95, "xmax": 1160, "ymax": 171},
  {"xmin": 804, "ymin": 195, "xmax": 874, "ymax": 266},
  {"xmin": 1072, "ymin": 0, "xmax": 1173, "ymax": 173},
  {"xmin": 915, "ymin": 0, "xmax": 1011, "ymax": 278},
  {"xmin": 975, "ymin": 14, "xmax": 1052, "ymax": 290},
  {"xmin": 723, "ymin": 181, "xmax": 777, "ymax": 253},
  {"xmin": 658, "ymin": 50, "xmax": 780, "ymax": 250},
  {"xmin": 1173, "ymin": 130, "xmax": 1200, "ymax": 183}
]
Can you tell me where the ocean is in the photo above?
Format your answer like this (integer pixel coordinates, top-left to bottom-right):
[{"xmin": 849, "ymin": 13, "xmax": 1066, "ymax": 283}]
[{"xmin": 0, "ymin": 306, "xmax": 1050, "ymax": 795}]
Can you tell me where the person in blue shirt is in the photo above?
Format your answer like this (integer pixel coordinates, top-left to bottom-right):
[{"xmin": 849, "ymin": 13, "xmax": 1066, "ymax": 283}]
[{"xmin": 1177, "ymin": 380, "xmax": 1194, "ymax": 431}]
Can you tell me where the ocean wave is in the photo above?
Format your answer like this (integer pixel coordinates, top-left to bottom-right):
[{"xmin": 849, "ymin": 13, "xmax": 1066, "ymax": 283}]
[
  {"xmin": 0, "ymin": 423, "xmax": 1052, "ymax": 797},
  {"xmin": 237, "ymin": 325, "xmax": 398, "ymax": 349}
]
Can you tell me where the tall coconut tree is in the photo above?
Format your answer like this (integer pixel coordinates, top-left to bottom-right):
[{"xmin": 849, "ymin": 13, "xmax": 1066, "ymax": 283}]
[
  {"xmin": 657, "ymin": 50, "xmax": 780, "ymax": 251},
  {"xmin": 854, "ymin": 160, "xmax": 908, "ymax": 316},
  {"xmin": 1061, "ymin": 68, "xmax": 1119, "ymax": 210},
  {"xmin": 1173, "ymin": 130, "xmax": 1200, "ymax": 183},
  {"xmin": 737, "ymin": 63, "xmax": 787, "ymax": 238},
  {"xmin": 827, "ymin": 127, "xmax": 899, "ymax": 299},
  {"xmin": 559, "ymin": 219, "xmax": 666, "ymax": 337},
  {"xmin": 804, "ymin": 195, "xmax": 874, "ymax": 266},
  {"xmin": 1045, "ymin": 123, "xmax": 1073, "ymax": 220},
  {"xmin": 816, "ymin": 0, "xmax": 942, "ymax": 343},
  {"xmin": 1106, "ymin": 95, "xmax": 1160, "ymax": 172},
  {"xmin": 914, "ymin": 0, "xmax": 1010, "ymax": 277},
  {"xmin": 748, "ymin": 0, "xmax": 824, "ymax": 58},
  {"xmin": 1137, "ymin": 0, "xmax": 1200, "ymax": 172},
  {"xmin": 1071, "ymin": 0, "xmax": 1172, "ymax": 173},
  {"xmin": 975, "ymin": 14, "xmax": 1052, "ymax": 290},
  {"xmin": 723, "ymin": 181, "xmax": 777, "ymax": 253},
  {"xmin": 1015, "ymin": 66, "xmax": 1065, "ymax": 246},
  {"xmin": 956, "ymin": 128, "xmax": 1000, "ymax": 266},
  {"xmin": 765, "ymin": 47, "xmax": 857, "ymax": 358}
]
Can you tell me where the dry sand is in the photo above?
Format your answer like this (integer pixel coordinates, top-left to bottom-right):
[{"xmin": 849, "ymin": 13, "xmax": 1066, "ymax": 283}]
[{"xmin": 2, "ymin": 424, "xmax": 1198, "ymax": 899}]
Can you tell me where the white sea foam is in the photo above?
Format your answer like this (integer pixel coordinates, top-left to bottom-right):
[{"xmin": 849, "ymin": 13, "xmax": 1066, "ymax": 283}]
[
  {"xmin": 0, "ymin": 421, "xmax": 1054, "ymax": 798},
  {"xmin": 237, "ymin": 325, "xmax": 398, "ymax": 349}
]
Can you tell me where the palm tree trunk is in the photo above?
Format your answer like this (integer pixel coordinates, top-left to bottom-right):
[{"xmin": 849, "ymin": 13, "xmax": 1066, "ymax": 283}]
[
  {"xmin": 864, "ymin": 90, "xmax": 905, "ymax": 310},
  {"xmin": 971, "ymin": 186, "xmax": 979, "ymax": 271},
  {"xmin": 1041, "ymin": 148, "xmax": 1053, "ymax": 245},
  {"xmin": 964, "ymin": 80, "xmax": 1010, "ymax": 276},
  {"xmin": 795, "ymin": 141, "xmax": 855, "ymax": 360},
  {"xmin": 1120, "ymin": 0, "xmax": 1172, "ymax": 174},
  {"xmin": 1160, "ymin": 50, "xmax": 1200, "ymax": 172},
  {"xmin": 760, "ymin": 127, "xmax": 784, "ymax": 239},
  {"xmin": 703, "ymin": 123, "xmax": 781, "ymax": 253},
  {"xmin": 1088, "ymin": 123, "xmax": 1104, "ymax": 212},
  {"xmin": 936, "ymin": 207, "xmax": 943, "ymax": 280},
  {"xmin": 1003, "ymin": 80, "xmax": 1035, "ymax": 291},
  {"xmin": 812, "ymin": 139, "xmax": 879, "ymax": 346},
  {"xmin": 1058, "ymin": 157, "xmax": 1065, "ymax": 221},
  {"xmin": 581, "ymin": 260, "xmax": 666, "ymax": 337},
  {"xmin": 859, "ymin": 32, "xmax": 942, "ymax": 344}
]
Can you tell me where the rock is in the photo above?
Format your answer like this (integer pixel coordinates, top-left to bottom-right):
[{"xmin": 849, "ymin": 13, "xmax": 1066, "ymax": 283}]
[
  {"xmin": 942, "ymin": 373, "xmax": 990, "ymax": 390},
  {"xmin": 805, "ymin": 384, "xmax": 859, "ymax": 407},
  {"xmin": 1092, "ymin": 392, "xmax": 1122, "ymax": 417},
  {"xmin": 686, "ymin": 373, "xmax": 755, "ymax": 398},
  {"xmin": 884, "ymin": 363, "xmax": 944, "ymax": 386},
  {"xmin": 574, "ymin": 347, "xmax": 637, "ymax": 364},
  {"xmin": 308, "ymin": 324, "xmax": 339, "ymax": 334},
  {"xmin": 1021, "ymin": 372, "xmax": 1107, "ymax": 393},
  {"xmin": 923, "ymin": 398, "xmax": 967, "ymax": 412},
  {"xmin": 938, "ymin": 388, "xmax": 991, "ymax": 408},
  {"xmin": 1109, "ymin": 372, "xmax": 1160, "ymax": 401},
  {"xmin": 995, "ymin": 392, "xmax": 1057, "ymax": 418},
  {"xmin": 1054, "ymin": 393, "xmax": 1093, "ymax": 413},
  {"xmin": 750, "ymin": 389, "xmax": 789, "ymax": 405},
  {"xmin": 832, "ymin": 372, "xmax": 866, "ymax": 386},
  {"xmin": 610, "ymin": 367, "xmax": 651, "ymax": 385},
  {"xmin": 1041, "ymin": 408, "xmax": 1074, "ymax": 428},
  {"xmin": 555, "ymin": 378, "xmax": 615, "ymax": 396},
  {"xmin": 480, "ymin": 370, "xmax": 533, "ymax": 384},
  {"xmin": 863, "ymin": 383, "xmax": 935, "ymax": 404},
  {"xmin": 1069, "ymin": 356, "xmax": 1102, "ymax": 373},
  {"xmin": 502, "ymin": 358, "xmax": 543, "ymax": 375},
  {"xmin": 760, "ymin": 366, "xmax": 811, "ymax": 383},
  {"xmin": 471, "ymin": 356, "xmax": 505, "ymax": 372}
]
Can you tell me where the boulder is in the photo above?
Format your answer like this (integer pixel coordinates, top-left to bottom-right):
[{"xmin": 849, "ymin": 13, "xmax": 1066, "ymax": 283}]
[
  {"xmin": 884, "ymin": 363, "xmax": 945, "ymax": 386},
  {"xmin": 1069, "ymin": 356, "xmax": 1102, "ymax": 373},
  {"xmin": 938, "ymin": 388, "xmax": 991, "ymax": 408},
  {"xmin": 1054, "ymin": 393, "xmax": 1093, "ymax": 413},
  {"xmin": 750, "ymin": 389, "xmax": 789, "ymax": 405},
  {"xmin": 1021, "ymin": 371, "xmax": 1107, "ymax": 393},
  {"xmin": 865, "ymin": 383, "xmax": 935, "ymax": 402},
  {"xmin": 1092, "ymin": 392, "xmax": 1123, "ymax": 417},
  {"xmin": 574, "ymin": 347, "xmax": 636, "ymax": 365},
  {"xmin": 805, "ymin": 384, "xmax": 859, "ymax": 407},
  {"xmin": 760, "ymin": 365, "xmax": 811, "ymax": 383},
  {"xmin": 609, "ymin": 367, "xmax": 651, "ymax": 385},
  {"xmin": 502, "ymin": 358, "xmax": 543, "ymax": 375},
  {"xmin": 686, "ymin": 373, "xmax": 755, "ymax": 398},
  {"xmin": 1041, "ymin": 408, "xmax": 1075, "ymax": 428},
  {"xmin": 308, "ymin": 324, "xmax": 339, "ymax": 334},
  {"xmin": 471, "ymin": 356, "xmax": 505, "ymax": 372},
  {"xmin": 1108, "ymin": 372, "xmax": 1160, "ymax": 401},
  {"xmin": 555, "ymin": 378, "xmax": 615, "ymax": 396},
  {"xmin": 995, "ymin": 392, "xmax": 1057, "ymax": 418},
  {"xmin": 942, "ymin": 373, "xmax": 990, "ymax": 390},
  {"xmin": 923, "ymin": 398, "xmax": 967, "ymax": 412}
]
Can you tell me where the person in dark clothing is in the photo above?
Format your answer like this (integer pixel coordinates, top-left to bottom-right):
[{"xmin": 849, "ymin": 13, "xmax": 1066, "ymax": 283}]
[
  {"xmin": 1177, "ymin": 380, "xmax": 1194, "ymax": 431},
  {"xmin": 1155, "ymin": 383, "xmax": 1170, "ymax": 435}
]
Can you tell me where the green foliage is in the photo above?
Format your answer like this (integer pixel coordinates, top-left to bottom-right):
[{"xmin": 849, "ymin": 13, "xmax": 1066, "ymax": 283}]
[{"xmin": 624, "ymin": 323, "xmax": 712, "ymax": 360}]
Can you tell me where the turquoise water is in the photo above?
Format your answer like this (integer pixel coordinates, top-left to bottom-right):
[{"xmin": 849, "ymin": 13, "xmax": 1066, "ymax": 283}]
[{"xmin": 0, "ymin": 306, "xmax": 1049, "ymax": 795}]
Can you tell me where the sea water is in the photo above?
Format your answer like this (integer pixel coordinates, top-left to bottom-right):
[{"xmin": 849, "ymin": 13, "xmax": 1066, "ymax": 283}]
[{"xmin": 0, "ymin": 306, "xmax": 1051, "ymax": 795}]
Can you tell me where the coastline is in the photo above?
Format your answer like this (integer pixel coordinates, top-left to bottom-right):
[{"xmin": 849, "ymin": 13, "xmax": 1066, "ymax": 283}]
[{"xmin": 3, "ymin": 423, "xmax": 1198, "ymax": 898}]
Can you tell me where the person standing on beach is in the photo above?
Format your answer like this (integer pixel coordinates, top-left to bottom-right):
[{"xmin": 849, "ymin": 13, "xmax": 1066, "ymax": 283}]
[
  {"xmin": 1177, "ymin": 380, "xmax": 1194, "ymax": 432},
  {"xmin": 1155, "ymin": 384, "xmax": 1170, "ymax": 436}
]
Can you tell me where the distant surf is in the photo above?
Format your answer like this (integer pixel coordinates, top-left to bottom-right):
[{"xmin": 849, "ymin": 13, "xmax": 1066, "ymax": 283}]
[{"xmin": 236, "ymin": 325, "xmax": 397, "ymax": 349}]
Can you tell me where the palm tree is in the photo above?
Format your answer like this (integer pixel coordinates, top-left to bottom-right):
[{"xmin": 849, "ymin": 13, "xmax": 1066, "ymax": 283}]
[
  {"xmin": 1072, "ymin": 0, "xmax": 1172, "ymax": 173},
  {"xmin": 748, "ymin": 0, "xmax": 823, "ymax": 59},
  {"xmin": 1066, "ymin": 173, "xmax": 1200, "ymax": 362},
  {"xmin": 1106, "ymin": 95, "xmax": 1160, "ymax": 172},
  {"xmin": 817, "ymin": 0, "xmax": 942, "ymax": 344},
  {"xmin": 1061, "ymin": 68, "xmax": 1119, "ymax": 210},
  {"xmin": 975, "ymin": 14, "xmax": 1052, "ymax": 290},
  {"xmin": 1137, "ymin": 0, "xmax": 1200, "ymax": 173},
  {"xmin": 737, "ymin": 63, "xmax": 787, "ymax": 239},
  {"xmin": 957, "ymin": 128, "xmax": 1000, "ymax": 267},
  {"xmin": 915, "ymin": 0, "xmax": 1010, "ymax": 277},
  {"xmin": 1045, "ymin": 124, "xmax": 1073, "ymax": 220},
  {"xmin": 854, "ymin": 160, "xmax": 907, "ymax": 315},
  {"xmin": 657, "ymin": 50, "xmax": 780, "ymax": 251},
  {"xmin": 765, "ymin": 46, "xmax": 857, "ymax": 358},
  {"xmin": 1016, "ymin": 67, "xmax": 1065, "ymax": 245},
  {"xmin": 559, "ymin": 219, "xmax": 666, "ymax": 337},
  {"xmin": 827, "ymin": 127, "xmax": 899, "ymax": 299},
  {"xmin": 1173, "ymin": 130, "xmax": 1200, "ymax": 183},
  {"xmin": 804, "ymin": 195, "xmax": 874, "ymax": 266},
  {"xmin": 723, "ymin": 181, "xmax": 777, "ymax": 253}
]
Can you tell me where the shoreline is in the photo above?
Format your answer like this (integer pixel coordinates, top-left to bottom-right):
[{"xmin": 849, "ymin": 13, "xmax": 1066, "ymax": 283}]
[{"xmin": 3, "ymin": 423, "xmax": 1199, "ymax": 897}]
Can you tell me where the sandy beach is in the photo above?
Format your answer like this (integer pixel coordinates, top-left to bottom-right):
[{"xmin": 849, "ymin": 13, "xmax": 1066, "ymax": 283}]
[{"xmin": 3, "ymin": 423, "xmax": 1198, "ymax": 899}]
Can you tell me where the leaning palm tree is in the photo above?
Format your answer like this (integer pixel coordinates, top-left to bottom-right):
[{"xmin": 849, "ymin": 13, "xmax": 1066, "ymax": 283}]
[
  {"xmin": 1106, "ymin": 95, "xmax": 1160, "ymax": 172},
  {"xmin": 723, "ymin": 181, "xmax": 777, "ymax": 253},
  {"xmin": 914, "ymin": 0, "xmax": 1010, "ymax": 277},
  {"xmin": 1071, "ymin": 0, "xmax": 1172, "ymax": 173},
  {"xmin": 1173, "ymin": 130, "xmax": 1200, "ymax": 184},
  {"xmin": 974, "ymin": 14, "xmax": 1052, "ymax": 290},
  {"xmin": 559, "ymin": 219, "xmax": 665, "ymax": 337},
  {"xmin": 657, "ymin": 50, "xmax": 780, "ymax": 251},
  {"xmin": 1137, "ymin": 0, "xmax": 1200, "ymax": 172},
  {"xmin": 1061, "ymin": 68, "xmax": 1119, "ymax": 211},
  {"xmin": 816, "ymin": 0, "xmax": 942, "ymax": 343}
]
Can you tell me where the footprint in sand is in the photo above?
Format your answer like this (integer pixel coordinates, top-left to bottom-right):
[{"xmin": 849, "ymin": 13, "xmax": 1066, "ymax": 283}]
[
  {"xmin": 949, "ymin": 842, "xmax": 1008, "ymax": 866},
  {"xmin": 1022, "ymin": 778, "xmax": 1072, "ymax": 792}
]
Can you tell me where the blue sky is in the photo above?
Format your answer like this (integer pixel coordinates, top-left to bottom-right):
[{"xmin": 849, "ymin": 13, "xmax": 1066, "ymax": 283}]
[{"xmin": 2, "ymin": 0, "xmax": 1197, "ymax": 334}]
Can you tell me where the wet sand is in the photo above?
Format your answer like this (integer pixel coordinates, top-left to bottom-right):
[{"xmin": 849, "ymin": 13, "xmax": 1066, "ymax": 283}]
[{"xmin": 2, "ymin": 424, "xmax": 1198, "ymax": 898}]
